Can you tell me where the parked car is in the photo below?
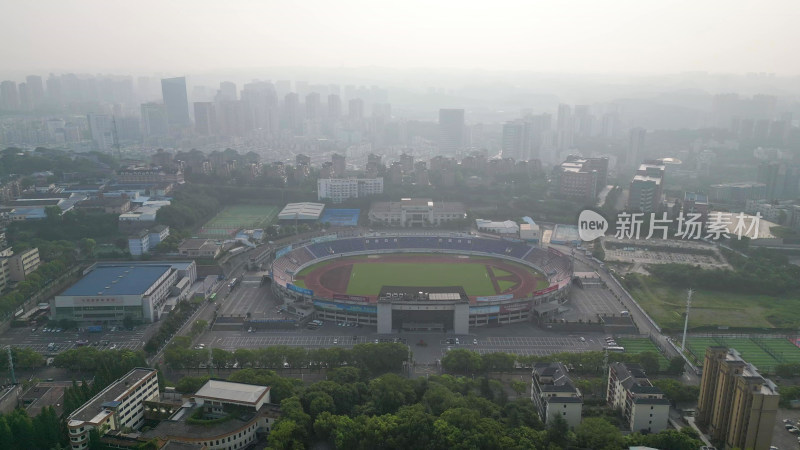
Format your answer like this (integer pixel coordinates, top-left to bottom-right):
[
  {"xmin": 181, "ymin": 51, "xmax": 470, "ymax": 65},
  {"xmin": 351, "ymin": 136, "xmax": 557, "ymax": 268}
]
[{"xmin": 473, "ymin": 338, "xmax": 478, "ymax": 345}]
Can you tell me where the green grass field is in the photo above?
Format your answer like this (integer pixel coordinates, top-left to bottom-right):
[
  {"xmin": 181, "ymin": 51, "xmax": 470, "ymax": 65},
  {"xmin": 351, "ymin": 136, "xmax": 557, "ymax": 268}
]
[
  {"xmin": 684, "ymin": 336, "xmax": 800, "ymax": 374},
  {"xmin": 626, "ymin": 277, "xmax": 800, "ymax": 330},
  {"xmin": 615, "ymin": 337, "xmax": 671, "ymax": 371},
  {"xmin": 199, "ymin": 205, "xmax": 279, "ymax": 238},
  {"xmin": 347, "ymin": 262, "xmax": 496, "ymax": 296}
]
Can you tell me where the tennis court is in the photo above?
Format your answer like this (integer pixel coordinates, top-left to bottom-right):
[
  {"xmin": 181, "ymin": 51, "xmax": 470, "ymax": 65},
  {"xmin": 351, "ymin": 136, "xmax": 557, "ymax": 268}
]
[
  {"xmin": 319, "ymin": 208, "xmax": 360, "ymax": 227},
  {"xmin": 198, "ymin": 205, "xmax": 279, "ymax": 238}
]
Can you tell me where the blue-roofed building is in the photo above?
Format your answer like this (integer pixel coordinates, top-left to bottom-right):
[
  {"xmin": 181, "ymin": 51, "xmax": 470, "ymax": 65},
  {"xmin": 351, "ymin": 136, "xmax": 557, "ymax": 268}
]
[{"xmin": 54, "ymin": 264, "xmax": 180, "ymax": 323}]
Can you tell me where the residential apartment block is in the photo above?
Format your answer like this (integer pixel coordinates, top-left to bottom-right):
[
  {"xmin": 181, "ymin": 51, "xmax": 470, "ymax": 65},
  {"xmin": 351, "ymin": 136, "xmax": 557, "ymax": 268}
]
[
  {"xmin": 606, "ymin": 362, "xmax": 670, "ymax": 433},
  {"xmin": 696, "ymin": 347, "xmax": 778, "ymax": 450},
  {"xmin": 531, "ymin": 362, "xmax": 583, "ymax": 427},
  {"xmin": 317, "ymin": 177, "xmax": 383, "ymax": 203}
]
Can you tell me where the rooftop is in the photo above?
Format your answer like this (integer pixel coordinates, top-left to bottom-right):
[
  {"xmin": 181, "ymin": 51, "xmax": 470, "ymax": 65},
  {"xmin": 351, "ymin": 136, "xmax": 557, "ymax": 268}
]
[
  {"xmin": 61, "ymin": 265, "xmax": 171, "ymax": 297},
  {"xmin": 68, "ymin": 368, "xmax": 156, "ymax": 425},
  {"xmin": 278, "ymin": 202, "xmax": 325, "ymax": 219},
  {"xmin": 194, "ymin": 380, "xmax": 270, "ymax": 406}
]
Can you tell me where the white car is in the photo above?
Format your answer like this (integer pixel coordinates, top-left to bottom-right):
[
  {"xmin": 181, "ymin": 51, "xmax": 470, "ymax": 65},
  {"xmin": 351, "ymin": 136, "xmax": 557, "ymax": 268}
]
[
  {"xmin": 580, "ymin": 337, "xmax": 586, "ymax": 342},
  {"xmin": 473, "ymin": 339, "xmax": 478, "ymax": 345},
  {"xmin": 333, "ymin": 338, "xmax": 339, "ymax": 344},
  {"xmin": 109, "ymin": 344, "xmax": 117, "ymax": 350}
]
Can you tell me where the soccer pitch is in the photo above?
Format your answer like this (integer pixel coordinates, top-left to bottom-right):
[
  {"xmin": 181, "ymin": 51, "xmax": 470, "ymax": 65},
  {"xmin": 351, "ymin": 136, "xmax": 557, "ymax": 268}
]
[
  {"xmin": 346, "ymin": 262, "xmax": 496, "ymax": 296},
  {"xmin": 198, "ymin": 205, "xmax": 279, "ymax": 238}
]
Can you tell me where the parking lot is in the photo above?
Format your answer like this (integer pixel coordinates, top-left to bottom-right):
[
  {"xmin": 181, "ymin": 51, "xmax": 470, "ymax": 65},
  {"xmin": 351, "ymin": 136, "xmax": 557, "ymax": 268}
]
[
  {"xmin": 561, "ymin": 285, "xmax": 624, "ymax": 321},
  {"xmin": 216, "ymin": 282, "xmax": 285, "ymax": 319},
  {"xmin": 0, "ymin": 325, "xmax": 151, "ymax": 355}
]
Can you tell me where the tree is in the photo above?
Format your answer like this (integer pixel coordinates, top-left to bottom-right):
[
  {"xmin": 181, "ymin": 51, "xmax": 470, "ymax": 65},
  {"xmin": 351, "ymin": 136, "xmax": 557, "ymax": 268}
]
[
  {"xmin": 575, "ymin": 417, "xmax": 624, "ymax": 450},
  {"xmin": 44, "ymin": 206, "xmax": 62, "ymax": 222},
  {"xmin": 510, "ymin": 380, "xmax": 527, "ymax": 397},
  {"xmin": 636, "ymin": 351, "xmax": 661, "ymax": 375},
  {"xmin": 190, "ymin": 319, "xmax": 208, "ymax": 337},
  {"xmin": 368, "ymin": 374, "xmax": 416, "ymax": 415}
]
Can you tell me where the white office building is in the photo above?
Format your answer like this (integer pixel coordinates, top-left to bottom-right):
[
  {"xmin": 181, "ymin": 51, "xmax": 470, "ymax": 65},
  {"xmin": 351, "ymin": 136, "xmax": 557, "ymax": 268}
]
[{"xmin": 318, "ymin": 177, "xmax": 383, "ymax": 203}]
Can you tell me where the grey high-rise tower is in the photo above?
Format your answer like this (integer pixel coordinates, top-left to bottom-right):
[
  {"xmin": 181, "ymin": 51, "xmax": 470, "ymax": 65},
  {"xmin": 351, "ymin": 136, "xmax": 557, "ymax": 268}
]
[
  {"xmin": 438, "ymin": 109, "xmax": 465, "ymax": 155},
  {"xmin": 627, "ymin": 127, "xmax": 646, "ymax": 172},
  {"xmin": 160, "ymin": 77, "xmax": 190, "ymax": 126}
]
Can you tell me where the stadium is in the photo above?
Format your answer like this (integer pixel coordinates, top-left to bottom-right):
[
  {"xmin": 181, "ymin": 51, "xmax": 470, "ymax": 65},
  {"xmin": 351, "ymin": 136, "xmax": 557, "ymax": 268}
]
[{"xmin": 270, "ymin": 233, "xmax": 573, "ymax": 334}]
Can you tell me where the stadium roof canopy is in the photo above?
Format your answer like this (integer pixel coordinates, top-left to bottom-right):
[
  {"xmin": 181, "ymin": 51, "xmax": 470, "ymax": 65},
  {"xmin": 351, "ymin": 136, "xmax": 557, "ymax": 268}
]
[{"xmin": 279, "ymin": 202, "xmax": 325, "ymax": 221}]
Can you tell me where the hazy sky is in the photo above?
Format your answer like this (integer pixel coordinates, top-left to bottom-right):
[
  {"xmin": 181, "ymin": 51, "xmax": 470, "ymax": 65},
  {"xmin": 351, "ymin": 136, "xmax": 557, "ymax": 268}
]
[{"xmin": 2, "ymin": 0, "xmax": 798, "ymax": 75}]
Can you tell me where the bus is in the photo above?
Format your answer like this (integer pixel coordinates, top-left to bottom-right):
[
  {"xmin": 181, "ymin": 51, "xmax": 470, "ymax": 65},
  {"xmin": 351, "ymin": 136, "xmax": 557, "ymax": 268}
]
[
  {"xmin": 604, "ymin": 346, "xmax": 625, "ymax": 353},
  {"xmin": 209, "ymin": 293, "xmax": 217, "ymax": 302},
  {"xmin": 228, "ymin": 278, "xmax": 240, "ymax": 289}
]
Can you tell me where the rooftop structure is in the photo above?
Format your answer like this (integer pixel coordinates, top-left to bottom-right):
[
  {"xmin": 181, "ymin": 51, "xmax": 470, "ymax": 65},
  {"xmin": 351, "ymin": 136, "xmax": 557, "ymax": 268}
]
[
  {"xmin": 475, "ymin": 219, "xmax": 519, "ymax": 235},
  {"xmin": 368, "ymin": 198, "xmax": 466, "ymax": 227},
  {"xmin": 62, "ymin": 265, "xmax": 171, "ymax": 297},
  {"xmin": 278, "ymin": 202, "xmax": 325, "ymax": 221}
]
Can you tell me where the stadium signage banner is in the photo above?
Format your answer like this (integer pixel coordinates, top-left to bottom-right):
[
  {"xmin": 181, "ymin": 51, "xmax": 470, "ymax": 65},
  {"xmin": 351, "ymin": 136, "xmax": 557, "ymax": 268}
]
[
  {"xmin": 287, "ymin": 283, "xmax": 314, "ymax": 296},
  {"xmin": 275, "ymin": 245, "xmax": 292, "ymax": 259},
  {"xmin": 333, "ymin": 294, "xmax": 370, "ymax": 302},
  {"xmin": 312, "ymin": 235, "xmax": 338, "ymax": 244},
  {"xmin": 313, "ymin": 300, "xmax": 377, "ymax": 314},
  {"xmin": 500, "ymin": 303, "xmax": 530, "ymax": 313},
  {"xmin": 469, "ymin": 305, "xmax": 500, "ymax": 314},
  {"xmin": 475, "ymin": 293, "xmax": 514, "ymax": 302},
  {"xmin": 533, "ymin": 285, "xmax": 558, "ymax": 297}
]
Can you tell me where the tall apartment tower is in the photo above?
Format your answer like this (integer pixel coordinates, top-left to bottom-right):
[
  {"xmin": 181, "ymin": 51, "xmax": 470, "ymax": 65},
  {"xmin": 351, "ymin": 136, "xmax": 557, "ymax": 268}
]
[
  {"xmin": 194, "ymin": 102, "xmax": 216, "ymax": 135},
  {"xmin": 697, "ymin": 347, "xmax": 778, "ymax": 450},
  {"xmin": 331, "ymin": 153, "xmax": 346, "ymax": 177},
  {"xmin": 627, "ymin": 127, "xmax": 646, "ymax": 172},
  {"xmin": 328, "ymin": 94, "xmax": 342, "ymax": 119},
  {"xmin": 160, "ymin": 77, "xmax": 191, "ymax": 126},
  {"xmin": 438, "ymin": 109, "xmax": 465, "ymax": 155}
]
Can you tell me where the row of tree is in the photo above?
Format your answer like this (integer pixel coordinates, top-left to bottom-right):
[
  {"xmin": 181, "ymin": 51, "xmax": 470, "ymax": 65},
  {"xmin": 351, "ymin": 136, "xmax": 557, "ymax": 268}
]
[
  {"xmin": 164, "ymin": 341, "xmax": 409, "ymax": 377},
  {"xmin": 143, "ymin": 300, "xmax": 199, "ymax": 354},
  {"xmin": 0, "ymin": 407, "xmax": 62, "ymax": 450},
  {"xmin": 262, "ymin": 366, "xmax": 704, "ymax": 450},
  {"xmin": 441, "ymin": 348, "xmax": 684, "ymax": 376}
]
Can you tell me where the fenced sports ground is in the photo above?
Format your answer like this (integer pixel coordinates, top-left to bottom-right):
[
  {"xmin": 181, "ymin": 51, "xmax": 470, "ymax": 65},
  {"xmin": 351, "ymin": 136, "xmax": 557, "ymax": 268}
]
[
  {"xmin": 683, "ymin": 335, "xmax": 800, "ymax": 374},
  {"xmin": 198, "ymin": 205, "xmax": 279, "ymax": 238}
]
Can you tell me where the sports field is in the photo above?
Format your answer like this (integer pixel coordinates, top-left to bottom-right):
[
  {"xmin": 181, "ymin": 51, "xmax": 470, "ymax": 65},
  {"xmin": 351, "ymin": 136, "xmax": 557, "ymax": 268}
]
[
  {"xmin": 684, "ymin": 336, "xmax": 800, "ymax": 374},
  {"xmin": 626, "ymin": 276, "xmax": 800, "ymax": 330},
  {"xmin": 347, "ymin": 262, "xmax": 495, "ymax": 296},
  {"xmin": 295, "ymin": 253, "xmax": 549, "ymax": 299},
  {"xmin": 198, "ymin": 205, "xmax": 279, "ymax": 238}
]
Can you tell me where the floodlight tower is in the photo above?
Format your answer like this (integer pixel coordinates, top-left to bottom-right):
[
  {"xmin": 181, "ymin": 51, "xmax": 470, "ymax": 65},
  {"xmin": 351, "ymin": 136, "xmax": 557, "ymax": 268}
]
[{"xmin": 681, "ymin": 289, "xmax": 693, "ymax": 351}]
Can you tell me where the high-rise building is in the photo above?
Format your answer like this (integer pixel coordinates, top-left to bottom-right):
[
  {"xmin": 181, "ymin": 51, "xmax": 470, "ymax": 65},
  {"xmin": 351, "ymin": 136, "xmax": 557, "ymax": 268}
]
[
  {"xmin": 697, "ymin": 347, "xmax": 778, "ymax": 450},
  {"xmin": 502, "ymin": 120, "xmax": 532, "ymax": 161},
  {"xmin": 217, "ymin": 81, "xmax": 237, "ymax": 102},
  {"xmin": 627, "ymin": 127, "xmax": 646, "ymax": 172},
  {"xmin": 17, "ymin": 82, "xmax": 31, "ymax": 110},
  {"xmin": 242, "ymin": 81, "xmax": 279, "ymax": 135},
  {"xmin": 194, "ymin": 102, "xmax": 216, "ymax": 135},
  {"xmin": 438, "ymin": 109, "xmax": 465, "ymax": 155},
  {"xmin": 348, "ymin": 98, "xmax": 364, "ymax": 120},
  {"xmin": 331, "ymin": 153, "xmax": 346, "ymax": 177},
  {"xmin": 306, "ymin": 92, "xmax": 321, "ymax": 119},
  {"xmin": 328, "ymin": 94, "xmax": 341, "ymax": 119},
  {"xmin": 554, "ymin": 155, "xmax": 609, "ymax": 201},
  {"xmin": 556, "ymin": 104, "xmax": 573, "ymax": 150},
  {"xmin": 628, "ymin": 163, "xmax": 665, "ymax": 213},
  {"xmin": 0, "ymin": 81, "xmax": 19, "ymax": 110},
  {"xmin": 160, "ymin": 77, "xmax": 191, "ymax": 126},
  {"xmin": 25, "ymin": 75, "xmax": 44, "ymax": 107},
  {"xmin": 87, "ymin": 113, "xmax": 115, "ymax": 150},
  {"xmin": 607, "ymin": 362, "xmax": 670, "ymax": 433},
  {"xmin": 757, "ymin": 161, "xmax": 800, "ymax": 201},
  {"xmin": 283, "ymin": 92, "xmax": 300, "ymax": 131},
  {"xmin": 140, "ymin": 103, "xmax": 169, "ymax": 137}
]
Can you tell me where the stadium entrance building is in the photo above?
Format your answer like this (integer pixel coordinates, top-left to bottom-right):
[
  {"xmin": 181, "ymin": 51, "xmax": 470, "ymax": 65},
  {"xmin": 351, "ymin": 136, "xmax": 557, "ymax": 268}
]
[{"xmin": 376, "ymin": 286, "xmax": 470, "ymax": 334}]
